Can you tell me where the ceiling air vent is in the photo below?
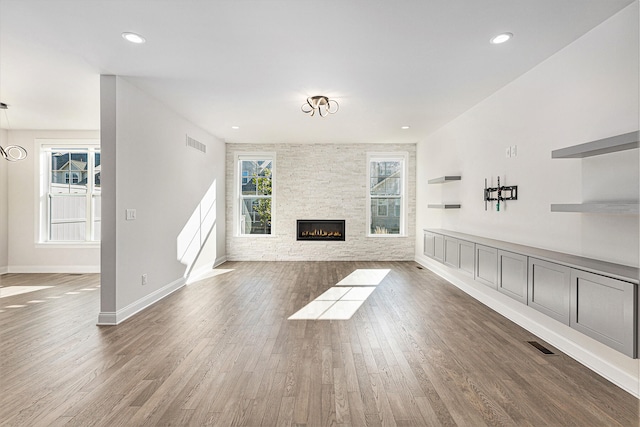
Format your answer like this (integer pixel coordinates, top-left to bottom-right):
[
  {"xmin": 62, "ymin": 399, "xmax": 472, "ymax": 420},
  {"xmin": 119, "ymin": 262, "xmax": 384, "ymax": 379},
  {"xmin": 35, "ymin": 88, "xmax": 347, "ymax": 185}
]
[{"xmin": 186, "ymin": 135, "xmax": 206, "ymax": 154}]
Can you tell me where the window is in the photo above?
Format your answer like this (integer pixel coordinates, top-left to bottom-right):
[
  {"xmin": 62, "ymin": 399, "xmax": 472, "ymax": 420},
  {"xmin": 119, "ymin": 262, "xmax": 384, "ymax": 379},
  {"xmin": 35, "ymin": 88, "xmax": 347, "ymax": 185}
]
[
  {"xmin": 40, "ymin": 144, "xmax": 100, "ymax": 243},
  {"xmin": 367, "ymin": 153, "xmax": 407, "ymax": 236},
  {"xmin": 377, "ymin": 199, "xmax": 388, "ymax": 217},
  {"xmin": 237, "ymin": 154, "xmax": 274, "ymax": 235}
]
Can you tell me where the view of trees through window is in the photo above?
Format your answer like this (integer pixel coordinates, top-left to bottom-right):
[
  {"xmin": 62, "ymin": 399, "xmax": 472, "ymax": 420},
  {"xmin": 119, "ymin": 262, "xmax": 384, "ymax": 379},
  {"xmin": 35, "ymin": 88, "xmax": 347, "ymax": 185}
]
[
  {"xmin": 240, "ymin": 158, "xmax": 272, "ymax": 235},
  {"xmin": 369, "ymin": 158, "xmax": 402, "ymax": 235},
  {"xmin": 48, "ymin": 148, "xmax": 101, "ymax": 241}
]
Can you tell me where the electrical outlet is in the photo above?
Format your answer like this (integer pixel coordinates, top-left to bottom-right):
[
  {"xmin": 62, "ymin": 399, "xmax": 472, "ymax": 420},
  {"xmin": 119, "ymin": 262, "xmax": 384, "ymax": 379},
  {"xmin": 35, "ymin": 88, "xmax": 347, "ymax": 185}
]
[
  {"xmin": 141, "ymin": 273, "xmax": 147, "ymax": 286},
  {"xmin": 505, "ymin": 146, "xmax": 511, "ymax": 158},
  {"xmin": 511, "ymin": 145, "xmax": 518, "ymax": 157},
  {"xmin": 126, "ymin": 209, "xmax": 137, "ymax": 221}
]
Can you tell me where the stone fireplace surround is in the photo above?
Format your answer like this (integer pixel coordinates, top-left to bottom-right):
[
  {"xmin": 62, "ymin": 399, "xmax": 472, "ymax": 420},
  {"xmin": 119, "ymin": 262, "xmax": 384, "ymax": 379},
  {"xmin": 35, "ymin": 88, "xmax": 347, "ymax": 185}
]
[{"xmin": 226, "ymin": 143, "xmax": 415, "ymax": 261}]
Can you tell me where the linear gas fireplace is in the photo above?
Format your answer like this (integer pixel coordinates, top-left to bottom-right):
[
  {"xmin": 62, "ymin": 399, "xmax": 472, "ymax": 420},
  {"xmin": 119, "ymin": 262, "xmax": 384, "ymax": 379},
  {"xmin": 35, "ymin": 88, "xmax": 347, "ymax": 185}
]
[{"xmin": 297, "ymin": 220, "xmax": 345, "ymax": 241}]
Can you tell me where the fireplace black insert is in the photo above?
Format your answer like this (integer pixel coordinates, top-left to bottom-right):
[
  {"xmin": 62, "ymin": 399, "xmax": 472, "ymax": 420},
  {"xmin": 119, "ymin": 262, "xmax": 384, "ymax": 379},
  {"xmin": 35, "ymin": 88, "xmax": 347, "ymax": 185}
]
[{"xmin": 297, "ymin": 220, "xmax": 345, "ymax": 241}]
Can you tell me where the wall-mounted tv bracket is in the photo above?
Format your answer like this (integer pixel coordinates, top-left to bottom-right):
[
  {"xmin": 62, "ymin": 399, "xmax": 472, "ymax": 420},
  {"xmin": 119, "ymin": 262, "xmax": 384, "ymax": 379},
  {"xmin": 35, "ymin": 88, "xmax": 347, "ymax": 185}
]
[{"xmin": 484, "ymin": 176, "xmax": 518, "ymax": 211}]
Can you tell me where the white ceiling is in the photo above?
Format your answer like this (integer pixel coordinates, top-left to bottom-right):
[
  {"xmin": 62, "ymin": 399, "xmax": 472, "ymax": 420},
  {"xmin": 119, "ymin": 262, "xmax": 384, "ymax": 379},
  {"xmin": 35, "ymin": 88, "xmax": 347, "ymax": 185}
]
[{"xmin": 0, "ymin": 0, "xmax": 634, "ymax": 144}]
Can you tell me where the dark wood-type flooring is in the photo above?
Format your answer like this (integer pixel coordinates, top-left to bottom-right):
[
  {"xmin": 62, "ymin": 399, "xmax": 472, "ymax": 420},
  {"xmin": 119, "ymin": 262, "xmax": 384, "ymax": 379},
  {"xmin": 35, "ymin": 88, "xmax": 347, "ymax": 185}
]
[{"xmin": 0, "ymin": 262, "xmax": 638, "ymax": 426}]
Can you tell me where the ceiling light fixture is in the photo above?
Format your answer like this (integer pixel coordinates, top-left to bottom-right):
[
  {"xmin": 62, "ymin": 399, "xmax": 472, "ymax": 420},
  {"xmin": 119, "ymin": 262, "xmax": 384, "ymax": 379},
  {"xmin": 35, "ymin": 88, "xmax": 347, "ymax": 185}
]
[
  {"xmin": 490, "ymin": 32, "xmax": 513, "ymax": 44},
  {"xmin": 231, "ymin": 126, "xmax": 240, "ymax": 130},
  {"xmin": 401, "ymin": 126, "xmax": 410, "ymax": 130},
  {"xmin": 0, "ymin": 144, "xmax": 27, "ymax": 161},
  {"xmin": 301, "ymin": 95, "xmax": 339, "ymax": 117},
  {"xmin": 122, "ymin": 32, "xmax": 146, "ymax": 44},
  {"xmin": 0, "ymin": 103, "xmax": 27, "ymax": 161}
]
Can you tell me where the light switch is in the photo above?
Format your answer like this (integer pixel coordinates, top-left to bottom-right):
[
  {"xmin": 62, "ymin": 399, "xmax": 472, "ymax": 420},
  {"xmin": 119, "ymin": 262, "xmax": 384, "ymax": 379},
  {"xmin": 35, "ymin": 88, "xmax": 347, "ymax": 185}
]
[
  {"xmin": 126, "ymin": 209, "xmax": 136, "ymax": 220},
  {"xmin": 505, "ymin": 146, "xmax": 511, "ymax": 158}
]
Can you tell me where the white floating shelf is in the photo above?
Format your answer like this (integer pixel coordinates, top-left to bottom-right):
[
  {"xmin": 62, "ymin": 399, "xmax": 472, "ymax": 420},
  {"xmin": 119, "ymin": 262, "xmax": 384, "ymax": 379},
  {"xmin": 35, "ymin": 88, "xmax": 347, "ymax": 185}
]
[
  {"xmin": 551, "ymin": 131, "xmax": 639, "ymax": 158},
  {"xmin": 428, "ymin": 204, "xmax": 461, "ymax": 209},
  {"xmin": 551, "ymin": 203, "xmax": 639, "ymax": 214},
  {"xmin": 428, "ymin": 176, "xmax": 461, "ymax": 184}
]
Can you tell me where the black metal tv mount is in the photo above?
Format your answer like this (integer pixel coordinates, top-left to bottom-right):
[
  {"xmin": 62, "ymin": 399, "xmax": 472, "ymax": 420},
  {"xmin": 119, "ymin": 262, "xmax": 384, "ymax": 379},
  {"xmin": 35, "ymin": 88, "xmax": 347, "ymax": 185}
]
[{"xmin": 484, "ymin": 176, "xmax": 517, "ymax": 211}]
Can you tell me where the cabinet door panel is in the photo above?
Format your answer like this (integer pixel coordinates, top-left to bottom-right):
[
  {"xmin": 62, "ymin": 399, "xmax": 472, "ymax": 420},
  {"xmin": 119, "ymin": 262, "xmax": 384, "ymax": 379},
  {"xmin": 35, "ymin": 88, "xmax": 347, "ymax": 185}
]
[
  {"xmin": 498, "ymin": 250, "xmax": 528, "ymax": 304},
  {"xmin": 528, "ymin": 258, "xmax": 570, "ymax": 325},
  {"xmin": 475, "ymin": 245, "xmax": 498, "ymax": 289},
  {"xmin": 443, "ymin": 237, "xmax": 459, "ymax": 268},
  {"xmin": 433, "ymin": 234, "xmax": 444, "ymax": 263},
  {"xmin": 458, "ymin": 240, "xmax": 475, "ymax": 276},
  {"xmin": 570, "ymin": 269, "xmax": 636, "ymax": 357},
  {"xmin": 423, "ymin": 232, "xmax": 435, "ymax": 258}
]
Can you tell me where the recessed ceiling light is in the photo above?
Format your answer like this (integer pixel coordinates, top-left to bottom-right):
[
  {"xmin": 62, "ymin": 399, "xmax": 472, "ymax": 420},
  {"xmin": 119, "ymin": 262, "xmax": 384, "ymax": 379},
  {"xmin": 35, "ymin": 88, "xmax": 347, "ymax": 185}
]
[
  {"xmin": 122, "ymin": 32, "xmax": 146, "ymax": 44},
  {"xmin": 401, "ymin": 126, "xmax": 410, "ymax": 130},
  {"xmin": 231, "ymin": 126, "xmax": 240, "ymax": 130},
  {"xmin": 490, "ymin": 32, "xmax": 513, "ymax": 44}
]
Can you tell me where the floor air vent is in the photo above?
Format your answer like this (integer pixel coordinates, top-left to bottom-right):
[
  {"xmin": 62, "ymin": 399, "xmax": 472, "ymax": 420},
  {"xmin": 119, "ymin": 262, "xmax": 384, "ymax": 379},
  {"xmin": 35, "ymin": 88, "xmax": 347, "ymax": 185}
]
[{"xmin": 528, "ymin": 341, "xmax": 554, "ymax": 354}]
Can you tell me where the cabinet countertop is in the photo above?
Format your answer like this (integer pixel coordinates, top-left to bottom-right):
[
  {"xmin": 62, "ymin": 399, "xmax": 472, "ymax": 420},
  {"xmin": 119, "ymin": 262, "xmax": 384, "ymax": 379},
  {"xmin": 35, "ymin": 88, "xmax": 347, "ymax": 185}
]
[{"xmin": 424, "ymin": 228, "xmax": 638, "ymax": 284}]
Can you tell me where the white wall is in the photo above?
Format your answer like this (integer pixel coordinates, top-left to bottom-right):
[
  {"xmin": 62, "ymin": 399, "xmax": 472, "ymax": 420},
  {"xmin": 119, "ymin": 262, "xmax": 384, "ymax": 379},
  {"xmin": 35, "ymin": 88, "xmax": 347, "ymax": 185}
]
[
  {"xmin": 5, "ymin": 130, "xmax": 101, "ymax": 273},
  {"xmin": 99, "ymin": 76, "xmax": 226, "ymax": 324},
  {"xmin": 416, "ymin": 3, "xmax": 639, "ymax": 396},
  {"xmin": 226, "ymin": 143, "xmax": 416, "ymax": 261},
  {"xmin": 0, "ymin": 129, "xmax": 8, "ymax": 274},
  {"xmin": 417, "ymin": 2, "xmax": 639, "ymax": 267}
]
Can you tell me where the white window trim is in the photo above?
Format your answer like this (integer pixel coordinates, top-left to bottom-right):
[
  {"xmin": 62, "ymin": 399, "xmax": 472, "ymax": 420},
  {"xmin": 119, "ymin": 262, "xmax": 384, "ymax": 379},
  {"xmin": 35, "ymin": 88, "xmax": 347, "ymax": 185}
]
[
  {"xmin": 234, "ymin": 152, "xmax": 276, "ymax": 237},
  {"xmin": 35, "ymin": 139, "xmax": 101, "ymax": 247},
  {"xmin": 366, "ymin": 152, "xmax": 408, "ymax": 238}
]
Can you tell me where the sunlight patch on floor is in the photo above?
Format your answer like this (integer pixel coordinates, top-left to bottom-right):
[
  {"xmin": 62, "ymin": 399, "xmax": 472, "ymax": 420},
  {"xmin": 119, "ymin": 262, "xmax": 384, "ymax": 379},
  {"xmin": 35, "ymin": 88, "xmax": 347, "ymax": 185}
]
[
  {"xmin": 289, "ymin": 267, "xmax": 390, "ymax": 320},
  {"xmin": 318, "ymin": 300, "xmax": 364, "ymax": 320},
  {"xmin": 289, "ymin": 286, "xmax": 377, "ymax": 320},
  {"xmin": 335, "ymin": 269, "xmax": 390, "ymax": 286},
  {"xmin": 187, "ymin": 268, "xmax": 235, "ymax": 285},
  {"xmin": 0, "ymin": 286, "xmax": 53, "ymax": 298}
]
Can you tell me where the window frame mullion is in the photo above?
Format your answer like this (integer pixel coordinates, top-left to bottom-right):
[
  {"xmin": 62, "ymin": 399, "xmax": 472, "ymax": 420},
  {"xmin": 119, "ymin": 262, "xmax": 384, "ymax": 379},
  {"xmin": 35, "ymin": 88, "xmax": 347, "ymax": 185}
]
[{"xmin": 42, "ymin": 143, "xmax": 100, "ymax": 244}]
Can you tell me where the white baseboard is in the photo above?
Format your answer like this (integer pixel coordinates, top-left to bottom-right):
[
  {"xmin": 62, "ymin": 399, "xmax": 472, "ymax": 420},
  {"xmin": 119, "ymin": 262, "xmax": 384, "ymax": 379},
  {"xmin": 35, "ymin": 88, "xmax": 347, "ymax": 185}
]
[
  {"xmin": 97, "ymin": 276, "xmax": 185, "ymax": 326},
  {"xmin": 0, "ymin": 266, "xmax": 7, "ymax": 275},
  {"xmin": 415, "ymin": 254, "xmax": 640, "ymax": 398},
  {"xmin": 186, "ymin": 256, "xmax": 229, "ymax": 284},
  {"xmin": 214, "ymin": 256, "xmax": 228, "ymax": 268},
  {"xmin": 8, "ymin": 265, "xmax": 101, "ymax": 274}
]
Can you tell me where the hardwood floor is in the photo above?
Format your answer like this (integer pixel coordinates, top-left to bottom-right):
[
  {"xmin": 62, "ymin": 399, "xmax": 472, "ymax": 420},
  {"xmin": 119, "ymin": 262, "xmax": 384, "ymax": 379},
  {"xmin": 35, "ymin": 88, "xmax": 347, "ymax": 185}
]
[{"xmin": 0, "ymin": 262, "xmax": 637, "ymax": 426}]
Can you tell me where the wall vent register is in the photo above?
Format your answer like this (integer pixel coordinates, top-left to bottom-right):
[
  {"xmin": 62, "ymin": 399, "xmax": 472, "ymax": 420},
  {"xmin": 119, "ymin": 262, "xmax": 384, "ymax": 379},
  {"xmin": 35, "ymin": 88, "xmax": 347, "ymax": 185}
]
[{"xmin": 186, "ymin": 134, "xmax": 206, "ymax": 153}]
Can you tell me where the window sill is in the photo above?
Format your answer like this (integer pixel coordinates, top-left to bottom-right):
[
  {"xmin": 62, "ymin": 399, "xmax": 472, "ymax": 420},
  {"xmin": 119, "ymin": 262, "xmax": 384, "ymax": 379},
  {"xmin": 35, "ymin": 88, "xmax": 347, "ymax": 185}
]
[
  {"xmin": 36, "ymin": 242, "xmax": 101, "ymax": 249},
  {"xmin": 367, "ymin": 234, "xmax": 406, "ymax": 238},
  {"xmin": 236, "ymin": 234, "xmax": 274, "ymax": 238}
]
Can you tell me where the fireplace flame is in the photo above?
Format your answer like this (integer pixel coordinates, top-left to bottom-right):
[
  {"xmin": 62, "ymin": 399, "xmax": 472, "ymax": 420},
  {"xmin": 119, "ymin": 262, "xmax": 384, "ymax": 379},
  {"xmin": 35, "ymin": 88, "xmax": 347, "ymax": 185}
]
[{"xmin": 301, "ymin": 229, "xmax": 342, "ymax": 238}]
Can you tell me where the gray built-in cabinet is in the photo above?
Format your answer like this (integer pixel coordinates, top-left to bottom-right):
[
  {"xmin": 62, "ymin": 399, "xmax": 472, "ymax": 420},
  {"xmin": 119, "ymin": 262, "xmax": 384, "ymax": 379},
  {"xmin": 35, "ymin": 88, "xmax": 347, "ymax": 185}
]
[
  {"xmin": 570, "ymin": 269, "xmax": 636, "ymax": 356},
  {"xmin": 475, "ymin": 245, "xmax": 497, "ymax": 289},
  {"xmin": 443, "ymin": 236, "xmax": 459, "ymax": 268},
  {"xmin": 458, "ymin": 240, "xmax": 475, "ymax": 276},
  {"xmin": 443, "ymin": 236, "xmax": 475, "ymax": 277},
  {"xmin": 423, "ymin": 229, "xmax": 639, "ymax": 358},
  {"xmin": 497, "ymin": 250, "xmax": 528, "ymax": 304},
  {"xmin": 423, "ymin": 231, "xmax": 444, "ymax": 262},
  {"xmin": 528, "ymin": 258, "xmax": 571, "ymax": 325},
  {"xmin": 423, "ymin": 232, "xmax": 435, "ymax": 258}
]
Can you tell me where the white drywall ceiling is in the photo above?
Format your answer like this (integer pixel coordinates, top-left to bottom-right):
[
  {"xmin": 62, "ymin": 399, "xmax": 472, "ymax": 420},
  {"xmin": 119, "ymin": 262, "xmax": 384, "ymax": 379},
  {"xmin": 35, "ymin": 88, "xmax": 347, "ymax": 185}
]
[{"xmin": 0, "ymin": 0, "xmax": 634, "ymax": 144}]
